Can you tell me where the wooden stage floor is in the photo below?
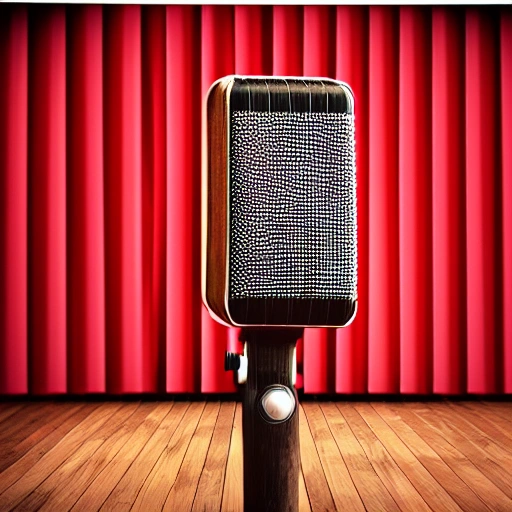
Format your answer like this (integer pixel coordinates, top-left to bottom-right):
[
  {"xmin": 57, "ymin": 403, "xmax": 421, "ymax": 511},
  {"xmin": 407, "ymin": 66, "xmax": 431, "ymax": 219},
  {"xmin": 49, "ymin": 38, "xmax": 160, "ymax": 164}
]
[{"xmin": 0, "ymin": 400, "xmax": 510, "ymax": 511}]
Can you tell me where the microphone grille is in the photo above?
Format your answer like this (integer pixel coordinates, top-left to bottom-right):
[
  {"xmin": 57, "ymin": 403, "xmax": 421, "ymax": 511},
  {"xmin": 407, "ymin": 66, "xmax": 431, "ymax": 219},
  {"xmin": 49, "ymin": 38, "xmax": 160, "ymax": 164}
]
[{"xmin": 229, "ymin": 109, "xmax": 357, "ymax": 302}]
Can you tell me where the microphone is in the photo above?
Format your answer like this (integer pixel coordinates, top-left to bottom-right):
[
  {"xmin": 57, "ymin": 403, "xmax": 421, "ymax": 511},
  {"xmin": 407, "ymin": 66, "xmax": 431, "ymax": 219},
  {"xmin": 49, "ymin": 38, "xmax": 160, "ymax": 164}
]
[
  {"xmin": 203, "ymin": 76, "xmax": 357, "ymax": 329},
  {"xmin": 203, "ymin": 76, "xmax": 357, "ymax": 512}
]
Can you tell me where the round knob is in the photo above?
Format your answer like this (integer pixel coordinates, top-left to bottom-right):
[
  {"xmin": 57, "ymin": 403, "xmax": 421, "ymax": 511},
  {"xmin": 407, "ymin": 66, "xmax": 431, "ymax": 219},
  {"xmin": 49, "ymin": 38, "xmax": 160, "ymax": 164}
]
[{"xmin": 260, "ymin": 386, "xmax": 295, "ymax": 423}]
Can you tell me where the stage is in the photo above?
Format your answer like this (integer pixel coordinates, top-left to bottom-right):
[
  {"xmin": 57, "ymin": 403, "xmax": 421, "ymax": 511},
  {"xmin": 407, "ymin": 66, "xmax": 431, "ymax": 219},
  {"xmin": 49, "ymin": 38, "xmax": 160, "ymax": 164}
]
[{"xmin": 0, "ymin": 399, "xmax": 510, "ymax": 511}]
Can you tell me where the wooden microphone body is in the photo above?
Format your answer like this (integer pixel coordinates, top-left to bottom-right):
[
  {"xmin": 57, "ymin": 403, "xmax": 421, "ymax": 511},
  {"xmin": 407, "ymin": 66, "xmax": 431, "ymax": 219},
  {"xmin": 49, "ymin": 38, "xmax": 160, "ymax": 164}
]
[{"xmin": 203, "ymin": 76, "xmax": 357, "ymax": 512}]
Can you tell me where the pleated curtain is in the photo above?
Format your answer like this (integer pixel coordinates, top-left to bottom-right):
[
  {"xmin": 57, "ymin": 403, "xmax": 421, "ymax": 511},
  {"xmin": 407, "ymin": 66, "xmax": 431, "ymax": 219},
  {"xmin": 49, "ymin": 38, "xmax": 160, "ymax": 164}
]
[{"xmin": 0, "ymin": 5, "xmax": 511, "ymax": 395}]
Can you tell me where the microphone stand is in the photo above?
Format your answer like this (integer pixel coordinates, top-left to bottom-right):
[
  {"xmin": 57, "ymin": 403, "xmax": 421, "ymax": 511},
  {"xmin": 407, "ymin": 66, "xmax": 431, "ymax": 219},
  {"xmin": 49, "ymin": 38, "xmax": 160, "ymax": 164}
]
[{"xmin": 227, "ymin": 328, "xmax": 303, "ymax": 512}]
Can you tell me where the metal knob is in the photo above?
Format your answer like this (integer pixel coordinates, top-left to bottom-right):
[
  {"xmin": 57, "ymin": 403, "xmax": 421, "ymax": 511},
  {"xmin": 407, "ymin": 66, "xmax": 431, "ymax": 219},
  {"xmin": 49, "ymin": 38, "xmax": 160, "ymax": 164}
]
[
  {"xmin": 225, "ymin": 352, "xmax": 241, "ymax": 371},
  {"xmin": 260, "ymin": 386, "xmax": 296, "ymax": 423},
  {"xmin": 224, "ymin": 346, "xmax": 248, "ymax": 384}
]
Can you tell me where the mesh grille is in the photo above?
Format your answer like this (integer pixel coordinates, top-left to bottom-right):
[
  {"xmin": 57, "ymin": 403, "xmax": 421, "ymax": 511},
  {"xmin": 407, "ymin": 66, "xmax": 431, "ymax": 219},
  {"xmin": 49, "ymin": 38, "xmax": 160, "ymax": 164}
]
[{"xmin": 229, "ymin": 111, "xmax": 357, "ymax": 300}]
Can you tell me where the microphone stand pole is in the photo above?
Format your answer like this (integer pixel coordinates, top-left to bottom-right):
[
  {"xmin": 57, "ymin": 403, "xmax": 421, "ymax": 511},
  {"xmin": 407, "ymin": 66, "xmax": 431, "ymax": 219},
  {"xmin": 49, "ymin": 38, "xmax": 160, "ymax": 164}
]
[{"xmin": 233, "ymin": 328, "xmax": 303, "ymax": 512}]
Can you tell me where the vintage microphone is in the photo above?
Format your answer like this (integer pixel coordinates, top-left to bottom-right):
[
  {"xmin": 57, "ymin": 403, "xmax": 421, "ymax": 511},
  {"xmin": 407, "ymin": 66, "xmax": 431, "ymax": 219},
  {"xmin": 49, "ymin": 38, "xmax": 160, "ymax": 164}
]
[{"xmin": 202, "ymin": 76, "xmax": 357, "ymax": 512}]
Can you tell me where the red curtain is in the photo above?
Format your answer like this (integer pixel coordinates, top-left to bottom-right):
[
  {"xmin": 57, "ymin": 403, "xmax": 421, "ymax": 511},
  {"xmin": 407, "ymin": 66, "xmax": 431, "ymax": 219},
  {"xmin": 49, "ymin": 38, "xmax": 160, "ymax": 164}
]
[{"xmin": 0, "ymin": 5, "xmax": 510, "ymax": 395}]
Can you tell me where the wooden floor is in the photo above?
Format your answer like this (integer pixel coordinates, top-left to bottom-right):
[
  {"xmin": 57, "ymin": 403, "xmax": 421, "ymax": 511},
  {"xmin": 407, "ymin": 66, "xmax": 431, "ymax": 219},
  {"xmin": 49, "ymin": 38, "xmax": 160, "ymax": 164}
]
[{"xmin": 0, "ymin": 400, "xmax": 511, "ymax": 511}]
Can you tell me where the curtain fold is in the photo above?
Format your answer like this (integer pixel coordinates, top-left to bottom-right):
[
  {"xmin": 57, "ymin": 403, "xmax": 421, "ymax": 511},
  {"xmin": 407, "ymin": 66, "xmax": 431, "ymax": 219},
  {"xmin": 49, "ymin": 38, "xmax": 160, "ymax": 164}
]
[
  {"xmin": 103, "ymin": 5, "xmax": 144, "ymax": 393},
  {"xmin": 29, "ymin": 6, "xmax": 68, "ymax": 394},
  {"xmin": 166, "ymin": 5, "xmax": 201, "ymax": 393},
  {"xmin": 503, "ymin": 10, "xmax": 512, "ymax": 394},
  {"xmin": 0, "ymin": 7, "xmax": 28, "ymax": 394},
  {"xmin": 335, "ymin": 6, "xmax": 368, "ymax": 394},
  {"xmin": 367, "ymin": 7, "xmax": 400, "ymax": 393},
  {"xmin": 200, "ymin": 5, "xmax": 235, "ymax": 394},
  {"xmin": 0, "ymin": 5, "xmax": 510, "ymax": 395},
  {"xmin": 431, "ymin": 7, "xmax": 466, "ymax": 394},
  {"xmin": 399, "ymin": 7, "xmax": 432, "ymax": 394},
  {"xmin": 466, "ymin": 9, "xmax": 501, "ymax": 393},
  {"xmin": 142, "ymin": 5, "xmax": 166, "ymax": 393},
  {"xmin": 67, "ymin": 5, "xmax": 105, "ymax": 393}
]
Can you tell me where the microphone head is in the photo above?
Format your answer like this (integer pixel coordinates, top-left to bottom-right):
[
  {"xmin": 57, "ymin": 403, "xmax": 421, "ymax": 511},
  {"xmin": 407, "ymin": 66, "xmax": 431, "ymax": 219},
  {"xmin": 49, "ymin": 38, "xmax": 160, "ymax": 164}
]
[{"xmin": 203, "ymin": 76, "xmax": 357, "ymax": 328}]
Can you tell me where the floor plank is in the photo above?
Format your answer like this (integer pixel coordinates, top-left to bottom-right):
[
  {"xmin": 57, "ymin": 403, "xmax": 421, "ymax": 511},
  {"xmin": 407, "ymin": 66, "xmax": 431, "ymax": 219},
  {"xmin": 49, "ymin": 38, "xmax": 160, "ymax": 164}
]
[
  {"xmin": 41, "ymin": 402, "xmax": 166, "ymax": 511},
  {"xmin": 298, "ymin": 468, "xmax": 311, "ymax": 512},
  {"xmin": 0, "ymin": 403, "xmax": 26, "ymax": 426},
  {"xmin": 102, "ymin": 402, "xmax": 187, "ymax": 512},
  {"xmin": 0, "ymin": 403, "xmax": 97, "ymax": 496},
  {"xmin": 19, "ymin": 401, "xmax": 146, "ymax": 511},
  {"xmin": 75, "ymin": 401, "xmax": 179, "ymax": 511},
  {"xmin": 446, "ymin": 401, "xmax": 512, "ymax": 450},
  {"xmin": 321, "ymin": 403, "xmax": 399, "ymax": 512},
  {"xmin": 302, "ymin": 402, "xmax": 365, "ymax": 512},
  {"xmin": 355, "ymin": 403, "xmax": 462, "ymax": 511},
  {"xmin": 373, "ymin": 402, "xmax": 491, "ymax": 512},
  {"xmin": 459, "ymin": 401, "xmax": 512, "ymax": 441},
  {"xmin": 0, "ymin": 403, "xmax": 35, "ymax": 439},
  {"xmin": 164, "ymin": 402, "xmax": 220, "ymax": 511},
  {"xmin": 192, "ymin": 401, "xmax": 236, "ymax": 512},
  {"xmin": 0, "ymin": 400, "xmax": 510, "ymax": 511},
  {"xmin": 221, "ymin": 403, "xmax": 243, "ymax": 512},
  {"xmin": 394, "ymin": 402, "xmax": 512, "ymax": 512},
  {"xmin": 0, "ymin": 402, "xmax": 86, "ymax": 473},
  {"xmin": 416, "ymin": 402, "xmax": 512, "ymax": 498},
  {"xmin": 0, "ymin": 402, "xmax": 59, "ymax": 455},
  {"xmin": 481, "ymin": 401, "xmax": 512, "ymax": 422},
  {"xmin": 130, "ymin": 402, "xmax": 204, "ymax": 511},
  {"xmin": 337, "ymin": 403, "xmax": 431, "ymax": 511},
  {"xmin": 299, "ymin": 404, "xmax": 336, "ymax": 511},
  {"xmin": 0, "ymin": 402, "xmax": 121, "ymax": 511}
]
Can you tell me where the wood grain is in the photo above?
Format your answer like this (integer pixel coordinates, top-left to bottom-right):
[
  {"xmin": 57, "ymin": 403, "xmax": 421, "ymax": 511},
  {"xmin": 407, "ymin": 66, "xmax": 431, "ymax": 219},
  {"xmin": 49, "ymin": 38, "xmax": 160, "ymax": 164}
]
[
  {"xmin": 355, "ymin": 402, "xmax": 463, "ymax": 511},
  {"xmin": 481, "ymin": 401, "xmax": 512, "ymax": 422},
  {"xmin": 221, "ymin": 402, "xmax": 243, "ymax": 512},
  {"xmin": 390, "ymin": 402, "xmax": 512, "ymax": 512},
  {"xmin": 72, "ymin": 402, "xmax": 171, "ymax": 510},
  {"xmin": 204, "ymin": 77, "xmax": 230, "ymax": 323},
  {"xmin": 242, "ymin": 330, "xmax": 300, "ymax": 512},
  {"xmin": 302, "ymin": 402, "xmax": 364, "ymax": 511},
  {"xmin": 0, "ymin": 400, "xmax": 510, "ymax": 511},
  {"xmin": 458, "ymin": 401, "xmax": 512, "ymax": 439},
  {"xmin": 130, "ymin": 402, "xmax": 204, "ymax": 511},
  {"xmin": 416, "ymin": 402, "xmax": 512, "ymax": 498},
  {"xmin": 20, "ymin": 401, "xmax": 145, "ymax": 511},
  {"xmin": 0, "ymin": 402, "xmax": 86, "ymax": 472},
  {"xmin": 446, "ymin": 401, "xmax": 512, "ymax": 447},
  {"xmin": 0, "ymin": 403, "xmax": 95, "ymax": 495},
  {"xmin": 299, "ymin": 405, "xmax": 336, "ymax": 511},
  {"xmin": 0, "ymin": 403, "xmax": 26, "ymax": 426},
  {"xmin": 0, "ymin": 402, "xmax": 122, "ymax": 510},
  {"xmin": 298, "ymin": 469, "xmax": 311, "ymax": 512},
  {"xmin": 73, "ymin": 401, "xmax": 178, "ymax": 511},
  {"xmin": 40, "ymin": 402, "xmax": 165, "ymax": 511},
  {"xmin": 372, "ymin": 402, "xmax": 490, "ymax": 511},
  {"xmin": 102, "ymin": 401, "xmax": 186, "ymax": 511},
  {"xmin": 164, "ymin": 402, "xmax": 220, "ymax": 511},
  {"xmin": 68, "ymin": 402, "xmax": 171, "ymax": 511},
  {"xmin": 336, "ymin": 403, "xmax": 431, "ymax": 511},
  {"xmin": 0, "ymin": 402, "xmax": 57, "ymax": 449},
  {"xmin": 193, "ymin": 401, "xmax": 236, "ymax": 512},
  {"xmin": 320, "ymin": 402, "xmax": 399, "ymax": 512}
]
